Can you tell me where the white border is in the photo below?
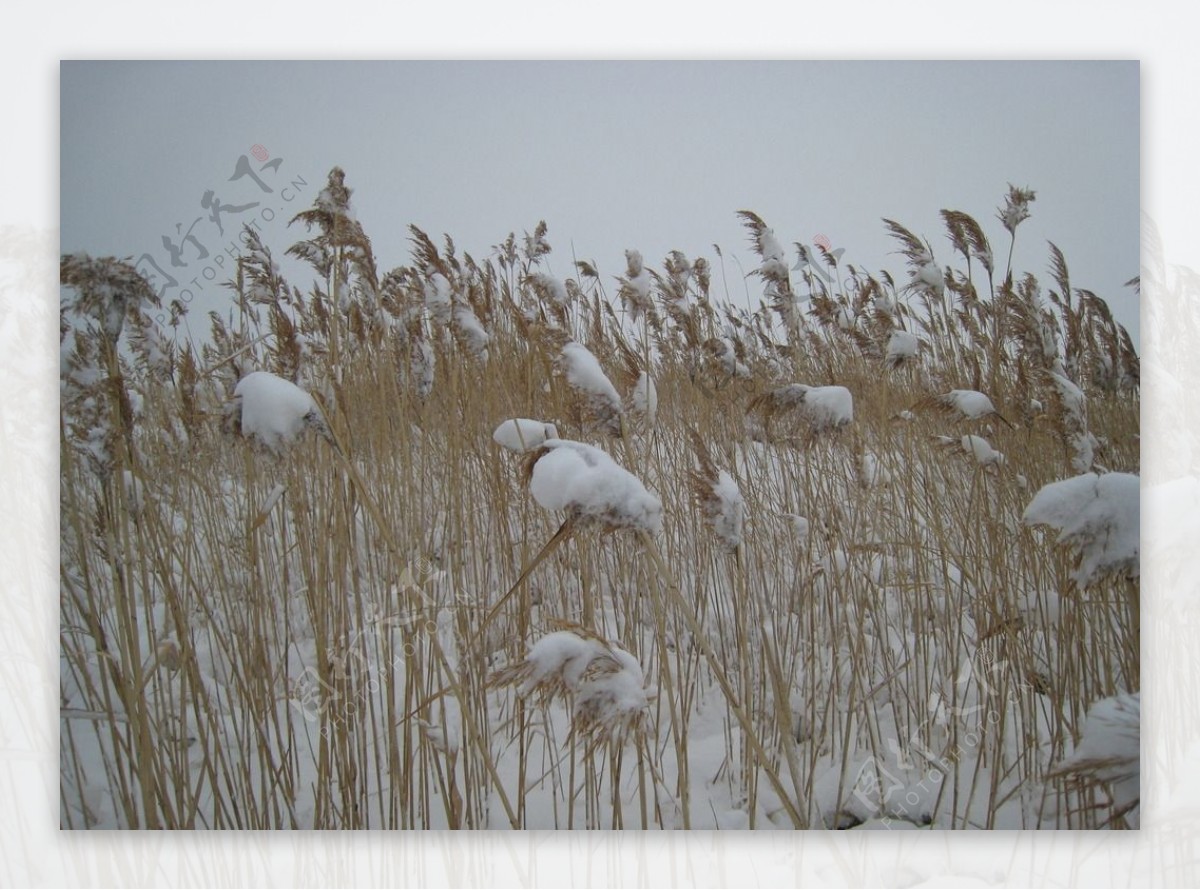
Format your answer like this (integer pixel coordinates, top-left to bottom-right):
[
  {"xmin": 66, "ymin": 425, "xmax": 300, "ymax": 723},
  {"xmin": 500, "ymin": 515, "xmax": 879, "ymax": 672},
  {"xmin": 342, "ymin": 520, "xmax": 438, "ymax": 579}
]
[{"xmin": 8, "ymin": 2, "xmax": 1198, "ymax": 886}]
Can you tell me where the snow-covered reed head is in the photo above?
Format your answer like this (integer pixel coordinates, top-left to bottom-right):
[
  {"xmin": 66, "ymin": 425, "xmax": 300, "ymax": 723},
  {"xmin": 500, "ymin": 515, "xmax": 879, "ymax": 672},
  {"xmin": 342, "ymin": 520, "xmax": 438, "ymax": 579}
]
[
  {"xmin": 688, "ymin": 430, "xmax": 744, "ymax": 552},
  {"xmin": 746, "ymin": 383, "xmax": 854, "ymax": 444},
  {"xmin": 617, "ymin": 249, "xmax": 654, "ymax": 324},
  {"xmin": 999, "ymin": 183, "xmax": 1037, "ymax": 235},
  {"xmin": 491, "ymin": 627, "xmax": 650, "ymax": 746},
  {"xmin": 493, "ymin": 418, "xmax": 560, "ymax": 454},
  {"xmin": 918, "ymin": 389, "xmax": 1012, "ymax": 428},
  {"xmin": 555, "ymin": 340, "xmax": 625, "ymax": 438},
  {"xmin": 61, "ymin": 253, "xmax": 159, "ymax": 346},
  {"xmin": 523, "ymin": 439, "xmax": 662, "ymax": 536},
  {"xmin": 934, "ymin": 434, "xmax": 1005, "ymax": 471},
  {"xmin": 1046, "ymin": 691, "xmax": 1139, "ymax": 827},
  {"xmin": 1023, "ymin": 471, "xmax": 1139, "ymax": 587},
  {"xmin": 885, "ymin": 329, "xmax": 920, "ymax": 371},
  {"xmin": 228, "ymin": 371, "xmax": 333, "ymax": 456}
]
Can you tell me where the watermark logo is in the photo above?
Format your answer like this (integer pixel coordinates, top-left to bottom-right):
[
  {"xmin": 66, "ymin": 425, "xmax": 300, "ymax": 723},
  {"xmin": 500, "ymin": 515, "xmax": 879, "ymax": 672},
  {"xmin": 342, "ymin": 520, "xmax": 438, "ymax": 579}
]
[
  {"xmin": 135, "ymin": 145, "xmax": 308, "ymax": 325},
  {"xmin": 849, "ymin": 644, "xmax": 1033, "ymax": 827},
  {"xmin": 289, "ymin": 557, "xmax": 487, "ymax": 735}
]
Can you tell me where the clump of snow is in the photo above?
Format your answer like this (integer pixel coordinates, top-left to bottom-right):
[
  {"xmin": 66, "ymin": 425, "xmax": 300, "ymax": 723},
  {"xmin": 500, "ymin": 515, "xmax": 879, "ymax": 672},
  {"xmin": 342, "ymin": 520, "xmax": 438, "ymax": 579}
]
[
  {"xmin": 231, "ymin": 371, "xmax": 330, "ymax": 455},
  {"xmin": 418, "ymin": 696, "xmax": 462, "ymax": 757},
  {"xmin": 912, "ymin": 255, "xmax": 945, "ymax": 297},
  {"xmin": 747, "ymin": 384, "xmax": 853, "ymax": 442},
  {"xmin": 961, "ymin": 434, "xmax": 1004, "ymax": 468},
  {"xmin": 558, "ymin": 342, "xmax": 624, "ymax": 436},
  {"xmin": 492, "ymin": 418, "xmax": 559, "ymax": 453},
  {"xmin": 800, "ymin": 385, "xmax": 854, "ymax": 430},
  {"xmin": 753, "ymin": 228, "xmax": 788, "ymax": 280},
  {"xmin": 528, "ymin": 272, "xmax": 571, "ymax": 308},
  {"xmin": 885, "ymin": 330, "xmax": 920, "ymax": 368},
  {"xmin": 260, "ymin": 482, "xmax": 287, "ymax": 517},
  {"xmin": 496, "ymin": 630, "xmax": 649, "ymax": 742},
  {"xmin": 618, "ymin": 249, "xmax": 654, "ymax": 322},
  {"xmin": 943, "ymin": 389, "xmax": 999, "ymax": 420},
  {"xmin": 630, "ymin": 371, "xmax": 658, "ymax": 427},
  {"xmin": 1050, "ymin": 691, "xmax": 1139, "ymax": 826},
  {"xmin": 706, "ymin": 337, "xmax": 750, "ymax": 379},
  {"xmin": 453, "ymin": 304, "xmax": 490, "ymax": 361},
  {"xmin": 424, "ymin": 273, "xmax": 453, "ymax": 324},
  {"xmin": 1022, "ymin": 472, "xmax": 1139, "ymax": 586},
  {"xmin": 783, "ymin": 513, "xmax": 810, "ymax": 539},
  {"xmin": 696, "ymin": 469, "xmax": 744, "ymax": 552},
  {"xmin": 1051, "ymin": 372, "xmax": 1086, "ymax": 418},
  {"xmin": 528, "ymin": 439, "xmax": 662, "ymax": 535}
]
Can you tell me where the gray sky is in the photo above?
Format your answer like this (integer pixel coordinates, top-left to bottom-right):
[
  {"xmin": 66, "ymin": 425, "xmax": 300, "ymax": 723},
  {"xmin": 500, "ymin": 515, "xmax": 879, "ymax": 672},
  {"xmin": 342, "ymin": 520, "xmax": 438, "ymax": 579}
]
[{"xmin": 60, "ymin": 60, "xmax": 1139, "ymax": 344}]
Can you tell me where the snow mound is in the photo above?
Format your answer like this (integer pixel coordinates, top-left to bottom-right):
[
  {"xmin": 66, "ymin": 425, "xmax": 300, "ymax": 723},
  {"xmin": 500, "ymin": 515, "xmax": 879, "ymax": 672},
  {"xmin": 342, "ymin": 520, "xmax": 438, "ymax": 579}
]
[
  {"xmin": 528, "ymin": 439, "xmax": 662, "ymax": 535},
  {"xmin": 1023, "ymin": 472, "xmax": 1139, "ymax": 586},
  {"xmin": 493, "ymin": 418, "xmax": 559, "ymax": 453},
  {"xmin": 232, "ymin": 371, "xmax": 329, "ymax": 454}
]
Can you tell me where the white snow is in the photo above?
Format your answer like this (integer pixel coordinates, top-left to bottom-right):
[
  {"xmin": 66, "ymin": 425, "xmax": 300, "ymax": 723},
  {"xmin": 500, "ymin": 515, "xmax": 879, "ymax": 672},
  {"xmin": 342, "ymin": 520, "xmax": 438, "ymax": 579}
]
[
  {"xmin": 560, "ymin": 342, "xmax": 621, "ymax": 403},
  {"xmin": 755, "ymin": 228, "xmax": 789, "ymax": 279},
  {"xmin": 631, "ymin": 371, "xmax": 658, "ymax": 426},
  {"xmin": 783, "ymin": 513, "xmax": 810, "ymax": 539},
  {"xmin": 424, "ymin": 273, "xmax": 453, "ymax": 324},
  {"xmin": 559, "ymin": 342, "xmax": 624, "ymax": 435},
  {"xmin": 529, "ymin": 272, "xmax": 570, "ymax": 307},
  {"xmin": 518, "ymin": 631, "xmax": 649, "ymax": 734},
  {"xmin": 886, "ymin": 330, "xmax": 920, "ymax": 366},
  {"xmin": 800, "ymin": 385, "xmax": 854, "ymax": 430},
  {"xmin": 709, "ymin": 338, "xmax": 750, "ymax": 378},
  {"xmin": 232, "ymin": 371, "xmax": 325, "ymax": 454},
  {"xmin": 623, "ymin": 251, "xmax": 652, "ymax": 297},
  {"xmin": 1022, "ymin": 472, "xmax": 1140, "ymax": 586},
  {"xmin": 708, "ymin": 469, "xmax": 745, "ymax": 551},
  {"xmin": 1052, "ymin": 691, "xmax": 1140, "ymax": 824},
  {"xmin": 260, "ymin": 482, "xmax": 287, "ymax": 517},
  {"xmin": 1051, "ymin": 371, "xmax": 1086, "ymax": 419},
  {"xmin": 942, "ymin": 389, "xmax": 999, "ymax": 420},
  {"xmin": 528, "ymin": 439, "xmax": 662, "ymax": 534},
  {"xmin": 492, "ymin": 418, "xmax": 559, "ymax": 453},
  {"xmin": 859, "ymin": 451, "xmax": 893, "ymax": 488},
  {"xmin": 453, "ymin": 304, "xmax": 490, "ymax": 360},
  {"xmin": 913, "ymin": 256, "xmax": 945, "ymax": 296},
  {"xmin": 961, "ymin": 434, "xmax": 1004, "ymax": 468}
]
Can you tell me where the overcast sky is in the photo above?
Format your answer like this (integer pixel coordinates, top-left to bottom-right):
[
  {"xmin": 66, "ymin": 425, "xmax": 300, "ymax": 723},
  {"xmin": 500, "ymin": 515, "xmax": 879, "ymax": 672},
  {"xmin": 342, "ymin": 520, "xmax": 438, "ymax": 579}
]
[{"xmin": 60, "ymin": 60, "xmax": 1139, "ymax": 345}]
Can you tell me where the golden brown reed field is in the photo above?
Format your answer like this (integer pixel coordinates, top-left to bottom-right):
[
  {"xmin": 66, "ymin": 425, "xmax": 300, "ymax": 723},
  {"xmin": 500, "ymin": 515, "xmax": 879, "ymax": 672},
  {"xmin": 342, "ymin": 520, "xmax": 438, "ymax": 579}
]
[{"xmin": 60, "ymin": 172, "xmax": 1139, "ymax": 829}]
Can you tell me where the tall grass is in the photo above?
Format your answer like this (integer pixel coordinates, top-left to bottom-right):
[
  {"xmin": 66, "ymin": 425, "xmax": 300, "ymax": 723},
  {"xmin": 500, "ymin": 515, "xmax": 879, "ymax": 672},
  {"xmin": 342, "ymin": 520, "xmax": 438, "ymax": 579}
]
[{"xmin": 59, "ymin": 171, "xmax": 1139, "ymax": 829}]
